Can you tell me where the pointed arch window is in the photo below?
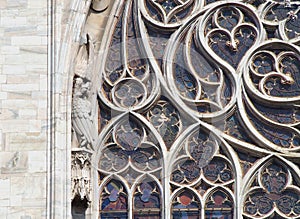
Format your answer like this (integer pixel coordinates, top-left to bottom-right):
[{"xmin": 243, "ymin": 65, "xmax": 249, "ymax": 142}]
[
  {"xmin": 71, "ymin": 0, "xmax": 300, "ymax": 218},
  {"xmin": 172, "ymin": 190, "xmax": 201, "ymax": 219},
  {"xmin": 100, "ymin": 179, "xmax": 128, "ymax": 219}
]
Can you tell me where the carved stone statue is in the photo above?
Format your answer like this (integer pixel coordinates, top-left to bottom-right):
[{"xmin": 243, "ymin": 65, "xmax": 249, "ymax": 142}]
[
  {"xmin": 71, "ymin": 77, "xmax": 97, "ymax": 150},
  {"xmin": 71, "ymin": 150, "xmax": 92, "ymax": 203}
]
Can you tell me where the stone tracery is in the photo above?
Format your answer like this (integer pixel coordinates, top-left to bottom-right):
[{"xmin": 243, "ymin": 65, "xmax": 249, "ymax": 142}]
[{"xmin": 71, "ymin": 0, "xmax": 300, "ymax": 218}]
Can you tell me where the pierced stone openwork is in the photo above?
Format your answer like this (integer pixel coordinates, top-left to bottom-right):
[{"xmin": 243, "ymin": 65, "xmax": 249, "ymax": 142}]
[{"xmin": 71, "ymin": 0, "xmax": 300, "ymax": 218}]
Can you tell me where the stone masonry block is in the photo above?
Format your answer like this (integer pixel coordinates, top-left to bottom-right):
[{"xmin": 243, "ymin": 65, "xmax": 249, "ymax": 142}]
[
  {"xmin": 28, "ymin": 151, "xmax": 46, "ymax": 173},
  {"xmin": 6, "ymin": 132, "xmax": 46, "ymax": 151},
  {"xmin": 0, "ymin": 75, "xmax": 7, "ymax": 83},
  {"xmin": 2, "ymin": 84, "xmax": 39, "ymax": 92},
  {"xmin": 2, "ymin": 65, "xmax": 26, "ymax": 75},
  {"xmin": 11, "ymin": 36, "xmax": 42, "ymax": 46},
  {"xmin": 0, "ymin": 92, "xmax": 7, "ymax": 100},
  {"xmin": 0, "ymin": 178, "xmax": 10, "ymax": 199},
  {"xmin": 1, "ymin": 46, "xmax": 20, "ymax": 55}
]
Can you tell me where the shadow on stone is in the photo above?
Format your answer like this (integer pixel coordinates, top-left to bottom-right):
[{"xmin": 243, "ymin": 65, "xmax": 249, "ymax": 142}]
[{"xmin": 72, "ymin": 196, "xmax": 89, "ymax": 219}]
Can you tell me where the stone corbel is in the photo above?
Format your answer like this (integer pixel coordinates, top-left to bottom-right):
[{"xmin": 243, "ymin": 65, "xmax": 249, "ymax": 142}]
[{"xmin": 71, "ymin": 148, "xmax": 93, "ymax": 204}]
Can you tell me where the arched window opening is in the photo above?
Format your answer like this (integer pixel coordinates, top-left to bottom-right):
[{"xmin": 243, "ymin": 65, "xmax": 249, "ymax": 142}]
[
  {"xmin": 133, "ymin": 180, "xmax": 161, "ymax": 218},
  {"xmin": 100, "ymin": 179, "xmax": 128, "ymax": 219},
  {"xmin": 172, "ymin": 190, "xmax": 201, "ymax": 219},
  {"xmin": 70, "ymin": 0, "xmax": 300, "ymax": 218},
  {"xmin": 244, "ymin": 159, "xmax": 300, "ymax": 219},
  {"xmin": 205, "ymin": 190, "xmax": 233, "ymax": 219},
  {"xmin": 97, "ymin": 115, "xmax": 164, "ymax": 218}
]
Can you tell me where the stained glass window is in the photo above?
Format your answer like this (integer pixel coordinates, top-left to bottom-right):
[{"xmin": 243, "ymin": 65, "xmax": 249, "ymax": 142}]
[
  {"xmin": 71, "ymin": 0, "xmax": 300, "ymax": 218},
  {"xmin": 100, "ymin": 180, "xmax": 128, "ymax": 219}
]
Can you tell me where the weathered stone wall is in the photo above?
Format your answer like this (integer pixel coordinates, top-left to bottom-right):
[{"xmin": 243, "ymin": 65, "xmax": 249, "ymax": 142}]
[
  {"xmin": 0, "ymin": 0, "xmax": 121, "ymax": 217},
  {"xmin": 0, "ymin": 0, "xmax": 48, "ymax": 218}
]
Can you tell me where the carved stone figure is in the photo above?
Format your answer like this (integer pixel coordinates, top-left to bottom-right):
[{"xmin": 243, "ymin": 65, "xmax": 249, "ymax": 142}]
[
  {"xmin": 74, "ymin": 34, "xmax": 94, "ymax": 80},
  {"xmin": 71, "ymin": 77, "xmax": 97, "ymax": 150},
  {"xmin": 71, "ymin": 150, "xmax": 92, "ymax": 202}
]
